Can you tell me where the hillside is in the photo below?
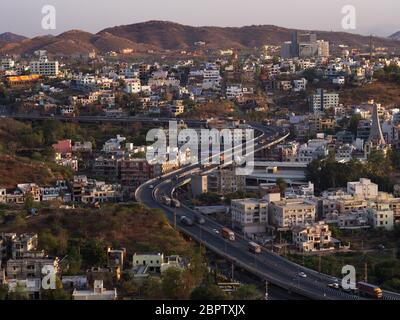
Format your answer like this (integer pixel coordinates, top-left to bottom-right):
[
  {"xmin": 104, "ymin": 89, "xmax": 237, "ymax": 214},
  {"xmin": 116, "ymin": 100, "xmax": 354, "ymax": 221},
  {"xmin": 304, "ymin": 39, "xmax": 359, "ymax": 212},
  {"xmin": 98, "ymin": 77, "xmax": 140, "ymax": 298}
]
[
  {"xmin": 339, "ymin": 82, "xmax": 400, "ymax": 107},
  {"xmin": 0, "ymin": 203, "xmax": 195, "ymax": 258},
  {"xmin": 0, "ymin": 29, "xmax": 157, "ymax": 56},
  {"xmin": 0, "ymin": 32, "xmax": 27, "ymax": 43},
  {"xmin": 389, "ymin": 31, "xmax": 400, "ymax": 41},
  {"xmin": 1, "ymin": 20, "xmax": 400, "ymax": 55},
  {"xmin": 0, "ymin": 154, "xmax": 72, "ymax": 189},
  {"xmin": 0, "ymin": 119, "xmax": 74, "ymax": 188},
  {"xmin": 101, "ymin": 21, "xmax": 400, "ymax": 50}
]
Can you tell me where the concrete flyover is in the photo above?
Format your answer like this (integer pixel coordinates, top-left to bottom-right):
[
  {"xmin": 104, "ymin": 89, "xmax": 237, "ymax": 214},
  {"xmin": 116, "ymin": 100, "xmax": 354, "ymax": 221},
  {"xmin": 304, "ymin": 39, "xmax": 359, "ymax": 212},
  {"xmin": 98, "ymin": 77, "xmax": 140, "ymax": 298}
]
[
  {"xmin": 136, "ymin": 122, "xmax": 400, "ymax": 300},
  {"xmin": 2, "ymin": 113, "xmax": 207, "ymax": 127}
]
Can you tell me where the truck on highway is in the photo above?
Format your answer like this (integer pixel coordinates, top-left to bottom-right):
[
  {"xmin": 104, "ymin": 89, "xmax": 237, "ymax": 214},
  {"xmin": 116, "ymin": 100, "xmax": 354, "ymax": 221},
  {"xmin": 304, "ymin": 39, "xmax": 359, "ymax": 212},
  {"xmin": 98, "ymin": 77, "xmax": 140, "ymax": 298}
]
[
  {"xmin": 357, "ymin": 282, "xmax": 383, "ymax": 299},
  {"xmin": 248, "ymin": 241, "xmax": 262, "ymax": 254},
  {"xmin": 194, "ymin": 213, "xmax": 205, "ymax": 225},
  {"xmin": 221, "ymin": 228, "xmax": 235, "ymax": 241},
  {"xmin": 180, "ymin": 216, "xmax": 194, "ymax": 226},
  {"xmin": 161, "ymin": 196, "xmax": 172, "ymax": 206}
]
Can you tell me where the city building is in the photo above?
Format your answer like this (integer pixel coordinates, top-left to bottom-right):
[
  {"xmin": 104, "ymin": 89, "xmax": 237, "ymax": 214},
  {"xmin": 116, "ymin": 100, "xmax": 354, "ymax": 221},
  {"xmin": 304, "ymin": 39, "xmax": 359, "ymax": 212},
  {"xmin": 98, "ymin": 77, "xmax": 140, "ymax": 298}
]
[
  {"xmin": 30, "ymin": 56, "xmax": 59, "ymax": 76},
  {"xmin": 268, "ymin": 199, "xmax": 316, "ymax": 230},
  {"xmin": 317, "ymin": 40, "xmax": 330, "ymax": 58},
  {"xmin": 191, "ymin": 174, "xmax": 208, "ymax": 197},
  {"xmin": 125, "ymin": 78, "xmax": 141, "ymax": 94},
  {"xmin": 231, "ymin": 199, "xmax": 268, "ymax": 235},
  {"xmin": 132, "ymin": 253, "xmax": 185, "ymax": 274},
  {"xmin": 72, "ymin": 280, "xmax": 117, "ymax": 300},
  {"xmin": 309, "ymin": 89, "xmax": 339, "ymax": 113},
  {"xmin": 6, "ymin": 257, "xmax": 59, "ymax": 280},
  {"xmin": 347, "ymin": 178, "xmax": 379, "ymax": 200},
  {"xmin": 292, "ymin": 222, "xmax": 333, "ymax": 252},
  {"xmin": 367, "ymin": 203, "xmax": 394, "ymax": 231}
]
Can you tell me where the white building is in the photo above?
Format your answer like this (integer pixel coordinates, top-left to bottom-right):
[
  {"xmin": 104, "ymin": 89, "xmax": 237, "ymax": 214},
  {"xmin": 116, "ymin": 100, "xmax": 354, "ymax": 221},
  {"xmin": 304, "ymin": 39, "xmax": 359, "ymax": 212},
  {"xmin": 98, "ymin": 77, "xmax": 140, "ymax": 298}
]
[
  {"xmin": 202, "ymin": 68, "xmax": 221, "ymax": 90},
  {"xmin": 268, "ymin": 199, "xmax": 316, "ymax": 229},
  {"xmin": 309, "ymin": 89, "xmax": 339, "ymax": 113},
  {"xmin": 102, "ymin": 135, "xmax": 126, "ymax": 152},
  {"xmin": 125, "ymin": 78, "xmax": 141, "ymax": 94},
  {"xmin": 332, "ymin": 76, "xmax": 345, "ymax": 86},
  {"xmin": 336, "ymin": 144, "xmax": 355, "ymax": 162},
  {"xmin": 226, "ymin": 84, "xmax": 243, "ymax": 100},
  {"xmin": 368, "ymin": 203, "xmax": 394, "ymax": 231},
  {"xmin": 169, "ymin": 100, "xmax": 185, "ymax": 116},
  {"xmin": 30, "ymin": 56, "xmax": 59, "ymax": 76},
  {"xmin": 72, "ymin": 280, "xmax": 117, "ymax": 300},
  {"xmin": 347, "ymin": 178, "xmax": 378, "ymax": 200},
  {"xmin": 0, "ymin": 58, "xmax": 15, "ymax": 70},
  {"xmin": 231, "ymin": 199, "xmax": 268, "ymax": 235},
  {"xmin": 292, "ymin": 78, "xmax": 307, "ymax": 92},
  {"xmin": 292, "ymin": 221, "xmax": 333, "ymax": 252},
  {"xmin": 288, "ymin": 139, "xmax": 329, "ymax": 163},
  {"xmin": 132, "ymin": 253, "xmax": 164, "ymax": 273},
  {"xmin": 317, "ymin": 40, "xmax": 330, "ymax": 58},
  {"xmin": 132, "ymin": 253, "xmax": 184, "ymax": 274}
]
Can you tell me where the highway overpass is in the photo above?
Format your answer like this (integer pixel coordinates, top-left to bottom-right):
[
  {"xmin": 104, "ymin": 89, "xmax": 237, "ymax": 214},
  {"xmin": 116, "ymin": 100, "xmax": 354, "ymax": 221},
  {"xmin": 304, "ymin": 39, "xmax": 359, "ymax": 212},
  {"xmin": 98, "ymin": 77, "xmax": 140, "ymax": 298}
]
[{"xmin": 136, "ymin": 123, "xmax": 400, "ymax": 301}]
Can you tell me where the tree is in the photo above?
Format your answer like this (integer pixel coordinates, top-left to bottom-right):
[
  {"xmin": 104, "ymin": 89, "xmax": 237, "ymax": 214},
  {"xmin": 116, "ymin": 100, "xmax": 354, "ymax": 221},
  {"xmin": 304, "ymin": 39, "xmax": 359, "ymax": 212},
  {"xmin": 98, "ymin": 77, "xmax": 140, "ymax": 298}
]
[
  {"xmin": 161, "ymin": 268, "xmax": 185, "ymax": 300},
  {"xmin": 190, "ymin": 281, "xmax": 227, "ymax": 300},
  {"xmin": 302, "ymin": 68, "xmax": 319, "ymax": 82},
  {"xmin": 142, "ymin": 277, "xmax": 163, "ymax": 299},
  {"xmin": 118, "ymin": 274, "xmax": 138, "ymax": 299},
  {"xmin": 390, "ymin": 150, "xmax": 400, "ymax": 171},
  {"xmin": 188, "ymin": 250, "xmax": 208, "ymax": 287},
  {"xmin": 349, "ymin": 114, "xmax": 363, "ymax": 136},
  {"xmin": 232, "ymin": 284, "xmax": 263, "ymax": 300},
  {"xmin": 367, "ymin": 149, "xmax": 391, "ymax": 177},
  {"xmin": 39, "ymin": 230, "xmax": 59, "ymax": 255},
  {"xmin": 8, "ymin": 282, "xmax": 29, "ymax": 300},
  {"xmin": 276, "ymin": 178, "xmax": 288, "ymax": 195},
  {"xmin": 0, "ymin": 284, "xmax": 8, "ymax": 300},
  {"xmin": 24, "ymin": 193, "xmax": 35, "ymax": 211},
  {"xmin": 66, "ymin": 245, "xmax": 82, "ymax": 275},
  {"xmin": 81, "ymin": 239, "xmax": 107, "ymax": 267},
  {"xmin": 196, "ymin": 193, "xmax": 221, "ymax": 206}
]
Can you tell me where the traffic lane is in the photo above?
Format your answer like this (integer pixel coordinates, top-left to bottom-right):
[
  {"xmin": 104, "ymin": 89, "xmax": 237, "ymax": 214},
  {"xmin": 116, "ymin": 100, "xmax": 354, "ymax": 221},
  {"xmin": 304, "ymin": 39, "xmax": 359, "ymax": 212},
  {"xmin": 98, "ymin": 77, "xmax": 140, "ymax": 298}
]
[
  {"xmin": 142, "ymin": 189, "xmax": 349, "ymax": 298},
  {"xmin": 156, "ymin": 193, "xmax": 346, "ymax": 301},
  {"xmin": 157, "ymin": 182, "xmax": 354, "ymax": 299},
  {"xmin": 178, "ymin": 220, "xmax": 349, "ymax": 300},
  {"xmin": 158, "ymin": 181, "xmax": 360, "ymax": 300}
]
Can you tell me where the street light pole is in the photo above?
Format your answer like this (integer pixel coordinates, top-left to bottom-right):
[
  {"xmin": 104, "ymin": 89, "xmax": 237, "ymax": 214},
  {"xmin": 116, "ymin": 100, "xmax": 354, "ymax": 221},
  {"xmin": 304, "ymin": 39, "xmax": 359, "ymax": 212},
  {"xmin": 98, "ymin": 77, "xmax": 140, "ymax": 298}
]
[{"xmin": 174, "ymin": 209, "xmax": 177, "ymax": 229}]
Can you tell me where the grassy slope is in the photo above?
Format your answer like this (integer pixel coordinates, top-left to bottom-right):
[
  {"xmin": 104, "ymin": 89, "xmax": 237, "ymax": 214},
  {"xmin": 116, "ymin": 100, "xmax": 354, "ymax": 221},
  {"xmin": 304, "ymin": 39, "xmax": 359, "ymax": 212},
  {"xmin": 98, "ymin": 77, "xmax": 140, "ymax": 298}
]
[{"xmin": 0, "ymin": 203, "xmax": 195, "ymax": 258}]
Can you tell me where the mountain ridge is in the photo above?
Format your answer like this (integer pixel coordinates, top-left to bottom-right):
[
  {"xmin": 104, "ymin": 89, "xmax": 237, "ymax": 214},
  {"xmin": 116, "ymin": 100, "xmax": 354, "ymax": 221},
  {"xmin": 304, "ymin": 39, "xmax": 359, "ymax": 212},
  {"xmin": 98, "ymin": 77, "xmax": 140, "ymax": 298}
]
[
  {"xmin": 389, "ymin": 31, "xmax": 400, "ymax": 41},
  {"xmin": 1, "ymin": 20, "xmax": 399, "ymax": 55}
]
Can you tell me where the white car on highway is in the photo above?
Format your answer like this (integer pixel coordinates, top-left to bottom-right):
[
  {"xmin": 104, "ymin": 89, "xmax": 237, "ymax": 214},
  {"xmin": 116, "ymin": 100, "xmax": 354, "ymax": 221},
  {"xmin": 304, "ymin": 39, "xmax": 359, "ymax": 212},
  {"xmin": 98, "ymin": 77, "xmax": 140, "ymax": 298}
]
[{"xmin": 298, "ymin": 272, "xmax": 307, "ymax": 278}]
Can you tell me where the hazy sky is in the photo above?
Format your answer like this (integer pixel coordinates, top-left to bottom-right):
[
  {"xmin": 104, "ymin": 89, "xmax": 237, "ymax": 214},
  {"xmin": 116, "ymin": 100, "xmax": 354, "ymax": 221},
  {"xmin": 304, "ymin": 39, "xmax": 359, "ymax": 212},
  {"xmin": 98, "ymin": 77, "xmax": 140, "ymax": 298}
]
[{"xmin": 1, "ymin": 0, "xmax": 399, "ymax": 37}]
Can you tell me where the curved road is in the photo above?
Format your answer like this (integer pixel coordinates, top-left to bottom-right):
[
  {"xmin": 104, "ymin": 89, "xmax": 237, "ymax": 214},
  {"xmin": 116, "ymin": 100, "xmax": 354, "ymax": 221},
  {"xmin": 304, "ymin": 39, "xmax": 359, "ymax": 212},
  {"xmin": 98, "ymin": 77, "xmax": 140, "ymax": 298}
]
[{"xmin": 136, "ymin": 123, "xmax": 399, "ymax": 301}]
